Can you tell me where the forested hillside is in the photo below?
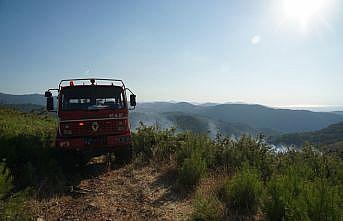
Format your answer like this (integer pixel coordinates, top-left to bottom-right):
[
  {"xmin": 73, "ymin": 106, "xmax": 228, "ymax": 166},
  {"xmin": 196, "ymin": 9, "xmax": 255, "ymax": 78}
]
[
  {"xmin": 333, "ymin": 111, "xmax": 343, "ymax": 115},
  {"xmin": 197, "ymin": 104, "xmax": 343, "ymax": 133},
  {"xmin": 0, "ymin": 93, "xmax": 44, "ymax": 105},
  {"xmin": 275, "ymin": 122, "xmax": 343, "ymax": 148}
]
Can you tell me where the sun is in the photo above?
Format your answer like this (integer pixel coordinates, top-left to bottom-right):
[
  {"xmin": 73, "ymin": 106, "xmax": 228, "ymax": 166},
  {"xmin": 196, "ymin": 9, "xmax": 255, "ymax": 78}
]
[{"xmin": 282, "ymin": 0, "xmax": 328, "ymax": 25}]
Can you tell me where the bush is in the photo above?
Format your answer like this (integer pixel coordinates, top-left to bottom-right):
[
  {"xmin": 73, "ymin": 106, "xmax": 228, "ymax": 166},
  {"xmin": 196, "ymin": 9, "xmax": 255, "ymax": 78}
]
[
  {"xmin": 218, "ymin": 164, "xmax": 263, "ymax": 216},
  {"xmin": 177, "ymin": 152, "xmax": 207, "ymax": 189},
  {"xmin": 1, "ymin": 190, "xmax": 31, "ymax": 221},
  {"xmin": 0, "ymin": 163, "xmax": 30, "ymax": 221},
  {"xmin": 263, "ymin": 169, "xmax": 309, "ymax": 221},
  {"xmin": 192, "ymin": 193, "xmax": 224, "ymax": 221},
  {"xmin": 132, "ymin": 123, "xmax": 179, "ymax": 164},
  {"xmin": 176, "ymin": 133, "xmax": 216, "ymax": 168},
  {"xmin": 0, "ymin": 163, "xmax": 13, "ymax": 199},
  {"xmin": 304, "ymin": 178, "xmax": 343, "ymax": 221},
  {"xmin": 0, "ymin": 108, "xmax": 65, "ymax": 194},
  {"xmin": 214, "ymin": 135, "xmax": 274, "ymax": 180}
]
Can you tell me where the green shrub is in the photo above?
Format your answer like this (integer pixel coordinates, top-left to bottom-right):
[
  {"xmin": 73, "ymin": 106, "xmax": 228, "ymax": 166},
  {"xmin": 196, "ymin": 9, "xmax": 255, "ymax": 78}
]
[
  {"xmin": 192, "ymin": 193, "xmax": 224, "ymax": 221},
  {"xmin": 263, "ymin": 169, "xmax": 309, "ymax": 221},
  {"xmin": 177, "ymin": 152, "xmax": 207, "ymax": 189},
  {"xmin": 218, "ymin": 164, "xmax": 263, "ymax": 216},
  {"xmin": 132, "ymin": 123, "xmax": 179, "ymax": 164},
  {"xmin": 0, "ymin": 108, "xmax": 66, "ymax": 194},
  {"xmin": 0, "ymin": 163, "xmax": 13, "ymax": 199},
  {"xmin": 304, "ymin": 178, "xmax": 343, "ymax": 221},
  {"xmin": 176, "ymin": 133, "xmax": 216, "ymax": 168},
  {"xmin": 0, "ymin": 162, "xmax": 30, "ymax": 221},
  {"xmin": 1, "ymin": 190, "xmax": 31, "ymax": 221},
  {"xmin": 214, "ymin": 135, "xmax": 274, "ymax": 180}
]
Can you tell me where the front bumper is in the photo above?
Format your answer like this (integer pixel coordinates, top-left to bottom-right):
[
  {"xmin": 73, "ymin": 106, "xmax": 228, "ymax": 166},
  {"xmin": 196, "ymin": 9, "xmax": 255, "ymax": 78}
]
[{"xmin": 55, "ymin": 134, "xmax": 131, "ymax": 151}]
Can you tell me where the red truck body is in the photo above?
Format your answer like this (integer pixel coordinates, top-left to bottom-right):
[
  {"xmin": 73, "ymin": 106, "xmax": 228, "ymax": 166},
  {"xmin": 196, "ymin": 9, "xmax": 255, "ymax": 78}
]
[{"xmin": 45, "ymin": 79, "xmax": 136, "ymax": 157}]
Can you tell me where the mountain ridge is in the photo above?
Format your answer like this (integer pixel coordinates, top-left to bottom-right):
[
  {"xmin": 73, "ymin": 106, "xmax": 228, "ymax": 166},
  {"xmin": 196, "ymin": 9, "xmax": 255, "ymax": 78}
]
[
  {"xmin": 274, "ymin": 121, "xmax": 343, "ymax": 148},
  {"xmin": 2, "ymin": 92, "xmax": 343, "ymax": 135}
]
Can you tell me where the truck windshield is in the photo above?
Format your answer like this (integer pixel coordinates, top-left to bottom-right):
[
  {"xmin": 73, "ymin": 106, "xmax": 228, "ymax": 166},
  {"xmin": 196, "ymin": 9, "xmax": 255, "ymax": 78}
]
[{"xmin": 61, "ymin": 86, "xmax": 126, "ymax": 111}]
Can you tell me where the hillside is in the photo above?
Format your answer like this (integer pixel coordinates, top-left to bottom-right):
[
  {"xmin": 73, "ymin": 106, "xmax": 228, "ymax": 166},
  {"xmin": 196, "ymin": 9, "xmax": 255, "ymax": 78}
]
[
  {"xmin": 0, "ymin": 92, "xmax": 44, "ymax": 105},
  {"xmin": 0, "ymin": 107, "xmax": 342, "ymax": 220},
  {"xmin": 131, "ymin": 111, "xmax": 261, "ymax": 138},
  {"xmin": 333, "ymin": 111, "xmax": 343, "ymax": 116},
  {"xmin": 197, "ymin": 104, "xmax": 343, "ymax": 133},
  {"xmin": 126, "ymin": 102, "xmax": 343, "ymax": 135},
  {"xmin": 137, "ymin": 102, "xmax": 343, "ymax": 133},
  {"xmin": 163, "ymin": 112, "xmax": 210, "ymax": 134},
  {"xmin": 134, "ymin": 102, "xmax": 343, "ymax": 133},
  {"xmin": 274, "ymin": 122, "xmax": 343, "ymax": 147}
]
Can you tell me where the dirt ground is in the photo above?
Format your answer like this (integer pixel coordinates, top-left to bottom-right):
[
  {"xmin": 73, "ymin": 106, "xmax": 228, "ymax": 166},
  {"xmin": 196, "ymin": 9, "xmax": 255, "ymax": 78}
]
[{"xmin": 29, "ymin": 164, "xmax": 193, "ymax": 221}]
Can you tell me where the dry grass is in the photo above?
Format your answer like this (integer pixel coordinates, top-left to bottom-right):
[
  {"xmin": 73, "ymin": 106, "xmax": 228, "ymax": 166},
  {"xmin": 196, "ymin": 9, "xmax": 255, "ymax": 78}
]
[{"xmin": 28, "ymin": 164, "xmax": 193, "ymax": 221}]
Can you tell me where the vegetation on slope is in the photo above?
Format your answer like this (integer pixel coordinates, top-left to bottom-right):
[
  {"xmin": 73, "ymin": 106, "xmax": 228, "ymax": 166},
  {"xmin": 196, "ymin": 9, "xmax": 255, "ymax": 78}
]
[
  {"xmin": 0, "ymin": 107, "xmax": 342, "ymax": 220},
  {"xmin": 332, "ymin": 111, "xmax": 343, "ymax": 116},
  {"xmin": 0, "ymin": 103, "xmax": 44, "ymax": 113},
  {"xmin": 131, "ymin": 110, "xmax": 262, "ymax": 138},
  {"xmin": 163, "ymin": 112, "xmax": 210, "ymax": 134},
  {"xmin": 0, "ymin": 93, "xmax": 44, "ymax": 106},
  {"xmin": 133, "ymin": 124, "xmax": 343, "ymax": 220},
  {"xmin": 275, "ymin": 121, "xmax": 343, "ymax": 148},
  {"xmin": 197, "ymin": 103, "xmax": 343, "ymax": 133},
  {"xmin": 0, "ymin": 108, "xmax": 61, "ymax": 219}
]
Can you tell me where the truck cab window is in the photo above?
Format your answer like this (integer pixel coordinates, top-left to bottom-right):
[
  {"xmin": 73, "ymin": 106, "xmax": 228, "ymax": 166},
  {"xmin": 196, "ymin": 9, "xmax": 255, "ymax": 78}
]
[{"xmin": 61, "ymin": 86, "xmax": 125, "ymax": 111}]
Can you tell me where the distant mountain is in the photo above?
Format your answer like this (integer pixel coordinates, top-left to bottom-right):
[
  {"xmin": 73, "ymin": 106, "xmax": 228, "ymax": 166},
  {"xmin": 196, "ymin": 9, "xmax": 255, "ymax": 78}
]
[
  {"xmin": 198, "ymin": 102, "xmax": 220, "ymax": 107},
  {"xmin": 274, "ymin": 122, "xmax": 343, "ymax": 148},
  {"xmin": 138, "ymin": 102, "xmax": 343, "ymax": 133},
  {"xmin": 332, "ymin": 111, "xmax": 343, "ymax": 116},
  {"xmin": 162, "ymin": 112, "xmax": 260, "ymax": 137},
  {"xmin": 130, "ymin": 111, "xmax": 259, "ymax": 137},
  {"xmin": 137, "ymin": 102, "xmax": 199, "ymax": 113},
  {"xmin": 163, "ymin": 112, "xmax": 210, "ymax": 134},
  {"xmin": 2, "ymin": 92, "xmax": 343, "ymax": 136},
  {"xmin": 0, "ymin": 93, "xmax": 44, "ymax": 106},
  {"xmin": 196, "ymin": 104, "xmax": 343, "ymax": 133},
  {"xmin": 129, "ymin": 111, "xmax": 174, "ymax": 130}
]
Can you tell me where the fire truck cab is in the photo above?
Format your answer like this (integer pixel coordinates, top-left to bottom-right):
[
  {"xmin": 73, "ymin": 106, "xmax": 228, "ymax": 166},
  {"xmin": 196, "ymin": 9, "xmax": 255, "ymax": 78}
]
[{"xmin": 45, "ymin": 78, "xmax": 136, "ymax": 163}]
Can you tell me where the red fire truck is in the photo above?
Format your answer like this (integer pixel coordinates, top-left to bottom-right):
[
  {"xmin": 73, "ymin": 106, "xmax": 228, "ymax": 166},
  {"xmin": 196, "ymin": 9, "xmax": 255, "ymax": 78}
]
[{"xmin": 45, "ymin": 78, "xmax": 136, "ymax": 164}]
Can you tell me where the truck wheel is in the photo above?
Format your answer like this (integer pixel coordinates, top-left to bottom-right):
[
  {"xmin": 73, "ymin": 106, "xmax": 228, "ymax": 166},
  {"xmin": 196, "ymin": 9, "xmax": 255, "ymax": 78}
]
[{"xmin": 115, "ymin": 145, "xmax": 132, "ymax": 165}]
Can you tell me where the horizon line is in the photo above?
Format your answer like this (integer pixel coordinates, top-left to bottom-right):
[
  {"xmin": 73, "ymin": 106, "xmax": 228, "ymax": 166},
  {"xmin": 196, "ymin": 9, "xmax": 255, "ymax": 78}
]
[{"xmin": 1, "ymin": 91, "xmax": 343, "ymax": 110}]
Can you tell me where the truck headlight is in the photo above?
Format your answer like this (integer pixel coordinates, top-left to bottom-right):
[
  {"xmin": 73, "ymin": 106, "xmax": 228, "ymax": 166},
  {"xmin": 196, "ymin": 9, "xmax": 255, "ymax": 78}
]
[{"xmin": 59, "ymin": 141, "xmax": 70, "ymax": 148}]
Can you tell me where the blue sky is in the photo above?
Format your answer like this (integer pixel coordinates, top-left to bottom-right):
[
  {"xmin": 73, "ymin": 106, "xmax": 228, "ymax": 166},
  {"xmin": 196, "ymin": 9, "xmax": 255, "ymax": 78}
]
[{"xmin": 0, "ymin": 0, "xmax": 342, "ymax": 107}]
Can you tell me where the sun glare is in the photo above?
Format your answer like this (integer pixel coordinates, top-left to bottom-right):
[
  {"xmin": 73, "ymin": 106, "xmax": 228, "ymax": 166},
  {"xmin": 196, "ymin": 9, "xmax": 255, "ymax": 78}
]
[{"xmin": 282, "ymin": 0, "xmax": 328, "ymax": 25}]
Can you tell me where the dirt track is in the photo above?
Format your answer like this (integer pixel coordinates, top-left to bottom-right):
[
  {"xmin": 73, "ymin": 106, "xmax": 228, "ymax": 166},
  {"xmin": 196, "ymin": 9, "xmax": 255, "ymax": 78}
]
[{"xmin": 30, "ymin": 164, "xmax": 192, "ymax": 221}]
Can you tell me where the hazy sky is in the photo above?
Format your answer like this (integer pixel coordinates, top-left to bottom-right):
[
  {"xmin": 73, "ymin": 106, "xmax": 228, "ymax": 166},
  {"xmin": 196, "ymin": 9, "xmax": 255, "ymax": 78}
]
[{"xmin": 1, "ymin": 0, "xmax": 342, "ymax": 106}]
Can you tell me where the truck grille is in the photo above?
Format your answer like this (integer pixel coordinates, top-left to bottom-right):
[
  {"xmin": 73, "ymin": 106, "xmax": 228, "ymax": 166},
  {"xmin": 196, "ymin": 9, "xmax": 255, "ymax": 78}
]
[{"xmin": 60, "ymin": 119, "xmax": 127, "ymax": 137}]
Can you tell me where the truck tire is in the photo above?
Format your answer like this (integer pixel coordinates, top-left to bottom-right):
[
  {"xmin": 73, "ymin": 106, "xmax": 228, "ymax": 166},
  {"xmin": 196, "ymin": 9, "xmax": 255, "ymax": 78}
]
[{"xmin": 115, "ymin": 145, "xmax": 132, "ymax": 165}]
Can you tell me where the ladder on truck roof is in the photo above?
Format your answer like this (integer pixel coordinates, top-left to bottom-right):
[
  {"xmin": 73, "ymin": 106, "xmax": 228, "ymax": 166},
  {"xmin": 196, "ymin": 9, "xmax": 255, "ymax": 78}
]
[{"xmin": 59, "ymin": 78, "xmax": 125, "ymax": 90}]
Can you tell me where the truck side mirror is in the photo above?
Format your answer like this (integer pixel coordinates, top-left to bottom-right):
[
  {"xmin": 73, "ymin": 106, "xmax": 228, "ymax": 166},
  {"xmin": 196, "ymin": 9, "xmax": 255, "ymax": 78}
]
[
  {"xmin": 130, "ymin": 94, "xmax": 136, "ymax": 107},
  {"xmin": 45, "ymin": 91, "xmax": 54, "ymax": 111}
]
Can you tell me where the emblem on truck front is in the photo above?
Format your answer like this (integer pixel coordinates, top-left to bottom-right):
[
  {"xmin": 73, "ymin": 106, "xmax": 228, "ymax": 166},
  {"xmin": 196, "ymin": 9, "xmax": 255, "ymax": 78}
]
[{"xmin": 91, "ymin": 122, "xmax": 99, "ymax": 132}]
